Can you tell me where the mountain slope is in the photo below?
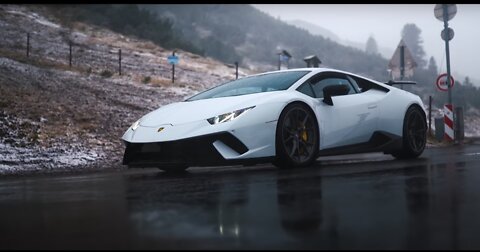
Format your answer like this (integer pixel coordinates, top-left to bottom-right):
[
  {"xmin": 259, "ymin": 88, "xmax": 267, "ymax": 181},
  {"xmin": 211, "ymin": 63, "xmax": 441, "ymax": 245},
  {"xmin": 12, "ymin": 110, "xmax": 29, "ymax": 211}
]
[
  {"xmin": 287, "ymin": 19, "xmax": 394, "ymax": 60},
  {"xmin": 145, "ymin": 4, "xmax": 389, "ymax": 80},
  {"xmin": 0, "ymin": 4, "xmax": 251, "ymax": 175},
  {"xmin": 286, "ymin": 19, "xmax": 340, "ymax": 41}
]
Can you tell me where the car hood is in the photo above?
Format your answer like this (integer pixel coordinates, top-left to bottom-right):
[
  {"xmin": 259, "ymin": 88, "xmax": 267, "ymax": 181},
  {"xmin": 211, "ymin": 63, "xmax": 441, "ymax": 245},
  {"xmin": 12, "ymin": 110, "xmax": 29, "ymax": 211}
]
[{"xmin": 139, "ymin": 91, "xmax": 284, "ymax": 127}]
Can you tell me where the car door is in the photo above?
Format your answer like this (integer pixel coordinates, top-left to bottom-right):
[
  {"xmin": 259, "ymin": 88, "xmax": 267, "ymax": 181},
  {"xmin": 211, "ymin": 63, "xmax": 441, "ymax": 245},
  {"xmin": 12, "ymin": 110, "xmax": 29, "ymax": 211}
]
[{"xmin": 300, "ymin": 72, "xmax": 381, "ymax": 150}]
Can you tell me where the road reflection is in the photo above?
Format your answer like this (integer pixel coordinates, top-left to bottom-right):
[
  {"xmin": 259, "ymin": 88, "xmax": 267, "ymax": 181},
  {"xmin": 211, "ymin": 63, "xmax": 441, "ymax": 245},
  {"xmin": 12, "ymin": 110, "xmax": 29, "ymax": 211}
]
[
  {"xmin": 124, "ymin": 168, "xmax": 326, "ymax": 248},
  {"xmin": 276, "ymin": 169, "xmax": 322, "ymax": 239},
  {"xmin": 122, "ymin": 155, "xmax": 476, "ymax": 249},
  {"xmin": 403, "ymin": 164, "xmax": 431, "ymax": 249},
  {"xmin": 2, "ymin": 144, "xmax": 480, "ymax": 249}
]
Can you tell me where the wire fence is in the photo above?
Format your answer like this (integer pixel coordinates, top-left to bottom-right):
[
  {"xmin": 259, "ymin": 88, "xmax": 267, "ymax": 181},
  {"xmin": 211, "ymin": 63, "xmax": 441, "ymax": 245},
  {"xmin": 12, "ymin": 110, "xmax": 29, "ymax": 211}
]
[{"xmin": 0, "ymin": 29, "xmax": 240, "ymax": 86}]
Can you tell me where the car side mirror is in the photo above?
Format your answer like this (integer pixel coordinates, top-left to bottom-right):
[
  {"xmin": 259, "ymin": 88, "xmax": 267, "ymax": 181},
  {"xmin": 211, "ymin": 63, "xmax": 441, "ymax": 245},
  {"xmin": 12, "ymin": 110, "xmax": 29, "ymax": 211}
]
[{"xmin": 323, "ymin": 84, "xmax": 350, "ymax": 106}]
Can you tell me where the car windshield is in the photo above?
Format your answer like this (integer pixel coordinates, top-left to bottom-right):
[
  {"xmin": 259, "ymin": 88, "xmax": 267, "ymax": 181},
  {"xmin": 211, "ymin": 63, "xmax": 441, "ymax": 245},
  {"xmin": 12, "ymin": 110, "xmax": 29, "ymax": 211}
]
[{"xmin": 186, "ymin": 70, "xmax": 310, "ymax": 101}]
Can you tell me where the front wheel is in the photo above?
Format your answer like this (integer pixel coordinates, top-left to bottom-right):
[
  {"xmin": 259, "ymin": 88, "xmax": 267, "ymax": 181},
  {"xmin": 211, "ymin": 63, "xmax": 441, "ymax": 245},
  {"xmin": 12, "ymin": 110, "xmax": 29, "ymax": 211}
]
[
  {"xmin": 273, "ymin": 103, "xmax": 319, "ymax": 169},
  {"xmin": 391, "ymin": 106, "xmax": 427, "ymax": 159}
]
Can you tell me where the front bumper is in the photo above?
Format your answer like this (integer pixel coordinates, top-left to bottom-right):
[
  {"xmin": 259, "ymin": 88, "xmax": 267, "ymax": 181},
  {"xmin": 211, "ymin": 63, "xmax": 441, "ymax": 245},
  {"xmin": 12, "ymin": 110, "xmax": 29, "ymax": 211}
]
[{"xmin": 123, "ymin": 132, "xmax": 272, "ymax": 167}]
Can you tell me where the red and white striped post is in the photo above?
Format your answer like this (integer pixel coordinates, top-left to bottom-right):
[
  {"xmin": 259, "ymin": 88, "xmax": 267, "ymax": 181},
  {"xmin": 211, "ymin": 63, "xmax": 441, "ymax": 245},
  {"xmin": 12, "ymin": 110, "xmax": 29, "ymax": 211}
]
[{"xmin": 444, "ymin": 104, "xmax": 454, "ymax": 141}]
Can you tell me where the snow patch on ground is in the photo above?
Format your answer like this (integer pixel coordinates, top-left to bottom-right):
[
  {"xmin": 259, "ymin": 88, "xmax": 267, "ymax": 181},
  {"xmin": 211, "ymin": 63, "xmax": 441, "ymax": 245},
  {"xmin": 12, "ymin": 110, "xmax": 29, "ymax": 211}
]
[{"xmin": 0, "ymin": 143, "xmax": 104, "ymax": 175}]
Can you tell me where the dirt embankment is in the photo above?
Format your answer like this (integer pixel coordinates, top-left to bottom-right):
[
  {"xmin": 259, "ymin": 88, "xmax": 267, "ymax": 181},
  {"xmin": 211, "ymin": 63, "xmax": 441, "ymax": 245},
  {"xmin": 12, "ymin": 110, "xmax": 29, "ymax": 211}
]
[{"xmin": 0, "ymin": 5, "xmax": 251, "ymax": 175}]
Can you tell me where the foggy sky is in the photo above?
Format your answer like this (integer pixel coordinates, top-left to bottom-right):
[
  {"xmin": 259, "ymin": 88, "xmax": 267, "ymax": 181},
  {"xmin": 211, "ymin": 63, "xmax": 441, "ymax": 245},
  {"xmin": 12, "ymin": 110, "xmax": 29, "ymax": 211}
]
[{"xmin": 252, "ymin": 4, "xmax": 480, "ymax": 85}]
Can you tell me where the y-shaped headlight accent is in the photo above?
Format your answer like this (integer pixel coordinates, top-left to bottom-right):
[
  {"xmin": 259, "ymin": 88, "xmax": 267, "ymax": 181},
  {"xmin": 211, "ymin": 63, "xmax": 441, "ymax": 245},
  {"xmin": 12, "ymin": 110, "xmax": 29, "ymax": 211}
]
[
  {"xmin": 130, "ymin": 120, "xmax": 140, "ymax": 131},
  {"xmin": 207, "ymin": 106, "xmax": 255, "ymax": 125}
]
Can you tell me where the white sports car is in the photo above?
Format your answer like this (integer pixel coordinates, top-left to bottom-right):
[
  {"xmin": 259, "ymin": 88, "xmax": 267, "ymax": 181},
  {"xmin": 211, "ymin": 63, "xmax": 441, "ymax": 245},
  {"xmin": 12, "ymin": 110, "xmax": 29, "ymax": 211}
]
[{"xmin": 122, "ymin": 68, "xmax": 427, "ymax": 172}]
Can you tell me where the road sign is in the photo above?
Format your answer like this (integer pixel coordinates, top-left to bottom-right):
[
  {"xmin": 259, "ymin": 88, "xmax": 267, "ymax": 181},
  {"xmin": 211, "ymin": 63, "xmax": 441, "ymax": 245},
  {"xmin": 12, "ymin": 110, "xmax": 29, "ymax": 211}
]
[
  {"xmin": 167, "ymin": 55, "xmax": 179, "ymax": 65},
  {"xmin": 280, "ymin": 54, "xmax": 290, "ymax": 62},
  {"xmin": 388, "ymin": 39, "xmax": 417, "ymax": 80},
  {"xmin": 441, "ymin": 27, "xmax": 454, "ymax": 41},
  {"xmin": 436, "ymin": 73, "xmax": 455, "ymax": 91},
  {"xmin": 434, "ymin": 4, "xmax": 457, "ymax": 22}
]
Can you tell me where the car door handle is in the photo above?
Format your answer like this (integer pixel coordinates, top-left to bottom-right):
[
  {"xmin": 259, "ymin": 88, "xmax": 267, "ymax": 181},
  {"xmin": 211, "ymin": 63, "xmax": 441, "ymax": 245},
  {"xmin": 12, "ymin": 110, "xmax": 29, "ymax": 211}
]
[{"xmin": 368, "ymin": 104, "xmax": 377, "ymax": 109}]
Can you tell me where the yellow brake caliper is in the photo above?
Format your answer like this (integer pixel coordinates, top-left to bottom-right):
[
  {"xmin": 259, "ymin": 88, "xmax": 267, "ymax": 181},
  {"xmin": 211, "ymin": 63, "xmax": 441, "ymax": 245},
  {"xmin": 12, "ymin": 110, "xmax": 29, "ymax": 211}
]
[
  {"xmin": 299, "ymin": 123, "xmax": 308, "ymax": 155},
  {"xmin": 301, "ymin": 130, "xmax": 308, "ymax": 142}
]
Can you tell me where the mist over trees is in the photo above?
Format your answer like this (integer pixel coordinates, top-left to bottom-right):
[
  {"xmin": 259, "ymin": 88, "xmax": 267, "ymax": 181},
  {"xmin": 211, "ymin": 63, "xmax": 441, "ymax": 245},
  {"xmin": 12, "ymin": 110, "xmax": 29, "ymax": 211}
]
[
  {"xmin": 143, "ymin": 4, "xmax": 389, "ymax": 80},
  {"xmin": 47, "ymin": 4, "xmax": 203, "ymax": 55}
]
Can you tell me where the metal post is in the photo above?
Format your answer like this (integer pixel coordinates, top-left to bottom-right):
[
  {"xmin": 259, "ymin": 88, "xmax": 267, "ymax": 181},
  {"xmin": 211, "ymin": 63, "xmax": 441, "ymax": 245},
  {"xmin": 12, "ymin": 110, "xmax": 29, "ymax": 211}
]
[
  {"xmin": 172, "ymin": 50, "xmax": 176, "ymax": 84},
  {"xmin": 435, "ymin": 117, "xmax": 444, "ymax": 142},
  {"xmin": 118, "ymin": 49, "xmax": 122, "ymax": 75},
  {"xmin": 455, "ymin": 106, "xmax": 464, "ymax": 143},
  {"xmin": 235, "ymin": 61, "xmax": 238, "ymax": 79},
  {"xmin": 69, "ymin": 41, "xmax": 72, "ymax": 68},
  {"xmin": 429, "ymin": 95, "xmax": 432, "ymax": 135},
  {"xmin": 26, "ymin": 33, "xmax": 30, "ymax": 57},
  {"xmin": 443, "ymin": 4, "xmax": 454, "ymax": 140}
]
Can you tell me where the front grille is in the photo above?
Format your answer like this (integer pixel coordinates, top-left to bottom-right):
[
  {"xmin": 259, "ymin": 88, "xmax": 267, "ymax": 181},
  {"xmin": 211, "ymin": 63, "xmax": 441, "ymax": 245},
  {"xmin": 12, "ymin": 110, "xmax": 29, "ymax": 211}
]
[{"xmin": 123, "ymin": 132, "xmax": 249, "ymax": 167}]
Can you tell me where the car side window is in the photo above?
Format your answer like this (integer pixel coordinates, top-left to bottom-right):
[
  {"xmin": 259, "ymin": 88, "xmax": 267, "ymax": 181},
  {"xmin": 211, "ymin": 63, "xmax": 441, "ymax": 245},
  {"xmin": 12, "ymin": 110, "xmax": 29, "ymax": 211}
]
[
  {"xmin": 346, "ymin": 75, "xmax": 362, "ymax": 93},
  {"xmin": 311, "ymin": 77, "xmax": 356, "ymax": 98},
  {"xmin": 297, "ymin": 72, "xmax": 359, "ymax": 98},
  {"xmin": 296, "ymin": 82, "xmax": 315, "ymax": 97}
]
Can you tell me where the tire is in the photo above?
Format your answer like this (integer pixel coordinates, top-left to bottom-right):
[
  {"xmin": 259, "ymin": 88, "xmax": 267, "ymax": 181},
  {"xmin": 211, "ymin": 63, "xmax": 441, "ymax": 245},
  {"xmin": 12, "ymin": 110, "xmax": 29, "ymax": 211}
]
[
  {"xmin": 391, "ymin": 106, "xmax": 427, "ymax": 159},
  {"xmin": 158, "ymin": 165, "xmax": 188, "ymax": 173},
  {"xmin": 273, "ymin": 103, "xmax": 319, "ymax": 169}
]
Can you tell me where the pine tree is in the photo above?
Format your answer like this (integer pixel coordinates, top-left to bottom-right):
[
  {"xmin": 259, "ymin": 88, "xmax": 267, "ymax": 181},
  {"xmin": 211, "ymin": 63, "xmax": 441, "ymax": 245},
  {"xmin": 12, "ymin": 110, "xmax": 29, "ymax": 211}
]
[
  {"xmin": 427, "ymin": 56, "xmax": 438, "ymax": 76},
  {"xmin": 365, "ymin": 35, "xmax": 378, "ymax": 55},
  {"xmin": 401, "ymin": 23, "xmax": 427, "ymax": 69}
]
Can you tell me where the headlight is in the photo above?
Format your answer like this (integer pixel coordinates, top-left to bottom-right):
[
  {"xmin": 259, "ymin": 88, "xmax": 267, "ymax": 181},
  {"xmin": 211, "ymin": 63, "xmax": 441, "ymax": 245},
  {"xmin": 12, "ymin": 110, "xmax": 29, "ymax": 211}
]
[
  {"xmin": 130, "ymin": 120, "xmax": 140, "ymax": 131},
  {"xmin": 207, "ymin": 106, "xmax": 255, "ymax": 125}
]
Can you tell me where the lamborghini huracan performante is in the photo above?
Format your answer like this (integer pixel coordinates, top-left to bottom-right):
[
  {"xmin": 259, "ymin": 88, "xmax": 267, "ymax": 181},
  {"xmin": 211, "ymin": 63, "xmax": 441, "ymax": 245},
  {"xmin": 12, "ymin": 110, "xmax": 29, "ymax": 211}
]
[{"xmin": 122, "ymin": 68, "xmax": 427, "ymax": 172}]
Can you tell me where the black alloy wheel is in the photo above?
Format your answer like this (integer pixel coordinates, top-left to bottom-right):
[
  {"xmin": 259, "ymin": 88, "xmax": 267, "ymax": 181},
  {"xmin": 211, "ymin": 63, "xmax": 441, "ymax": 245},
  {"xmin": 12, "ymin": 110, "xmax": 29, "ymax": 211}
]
[
  {"xmin": 392, "ymin": 106, "xmax": 427, "ymax": 159},
  {"xmin": 274, "ymin": 103, "xmax": 319, "ymax": 168}
]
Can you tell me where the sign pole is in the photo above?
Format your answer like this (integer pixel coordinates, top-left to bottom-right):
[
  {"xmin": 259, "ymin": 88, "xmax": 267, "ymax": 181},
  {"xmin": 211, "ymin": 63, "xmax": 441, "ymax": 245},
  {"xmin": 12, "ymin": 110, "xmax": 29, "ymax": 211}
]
[
  {"xmin": 167, "ymin": 51, "xmax": 179, "ymax": 83},
  {"xmin": 442, "ymin": 4, "xmax": 455, "ymax": 141},
  {"xmin": 172, "ymin": 50, "xmax": 176, "ymax": 84},
  {"xmin": 443, "ymin": 4, "xmax": 453, "ymax": 107},
  {"xmin": 435, "ymin": 4, "xmax": 457, "ymax": 142}
]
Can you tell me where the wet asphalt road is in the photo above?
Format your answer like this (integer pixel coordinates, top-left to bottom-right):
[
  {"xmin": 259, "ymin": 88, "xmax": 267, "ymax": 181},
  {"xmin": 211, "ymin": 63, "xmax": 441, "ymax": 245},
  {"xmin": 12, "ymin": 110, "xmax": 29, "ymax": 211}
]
[{"xmin": 1, "ymin": 142, "xmax": 480, "ymax": 249}]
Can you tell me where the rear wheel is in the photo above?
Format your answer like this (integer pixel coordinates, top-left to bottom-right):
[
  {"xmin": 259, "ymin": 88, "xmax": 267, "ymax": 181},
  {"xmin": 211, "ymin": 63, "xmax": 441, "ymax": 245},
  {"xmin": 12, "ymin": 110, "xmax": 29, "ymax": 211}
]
[
  {"xmin": 273, "ymin": 103, "xmax": 319, "ymax": 169},
  {"xmin": 392, "ymin": 106, "xmax": 427, "ymax": 159}
]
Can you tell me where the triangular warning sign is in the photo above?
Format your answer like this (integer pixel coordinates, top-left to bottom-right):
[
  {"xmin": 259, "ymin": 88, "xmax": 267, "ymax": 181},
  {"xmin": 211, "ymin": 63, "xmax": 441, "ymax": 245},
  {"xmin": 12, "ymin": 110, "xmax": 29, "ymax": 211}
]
[{"xmin": 388, "ymin": 39, "xmax": 417, "ymax": 80}]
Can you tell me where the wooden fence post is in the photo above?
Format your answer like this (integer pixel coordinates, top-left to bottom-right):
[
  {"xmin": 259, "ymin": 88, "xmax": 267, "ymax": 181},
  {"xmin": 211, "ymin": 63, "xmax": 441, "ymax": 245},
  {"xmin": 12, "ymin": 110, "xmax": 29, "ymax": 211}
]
[
  {"xmin": 118, "ymin": 49, "xmax": 122, "ymax": 75},
  {"xmin": 69, "ymin": 41, "xmax": 72, "ymax": 68},
  {"xmin": 26, "ymin": 33, "xmax": 30, "ymax": 57}
]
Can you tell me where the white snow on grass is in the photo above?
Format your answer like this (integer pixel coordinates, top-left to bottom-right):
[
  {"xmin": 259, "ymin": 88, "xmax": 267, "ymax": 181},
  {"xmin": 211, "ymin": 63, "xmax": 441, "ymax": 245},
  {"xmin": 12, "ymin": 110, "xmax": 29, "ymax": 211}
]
[
  {"xmin": 0, "ymin": 143, "xmax": 103, "ymax": 175},
  {"xmin": 6, "ymin": 10, "xmax": 60, "ymax": 29}
]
